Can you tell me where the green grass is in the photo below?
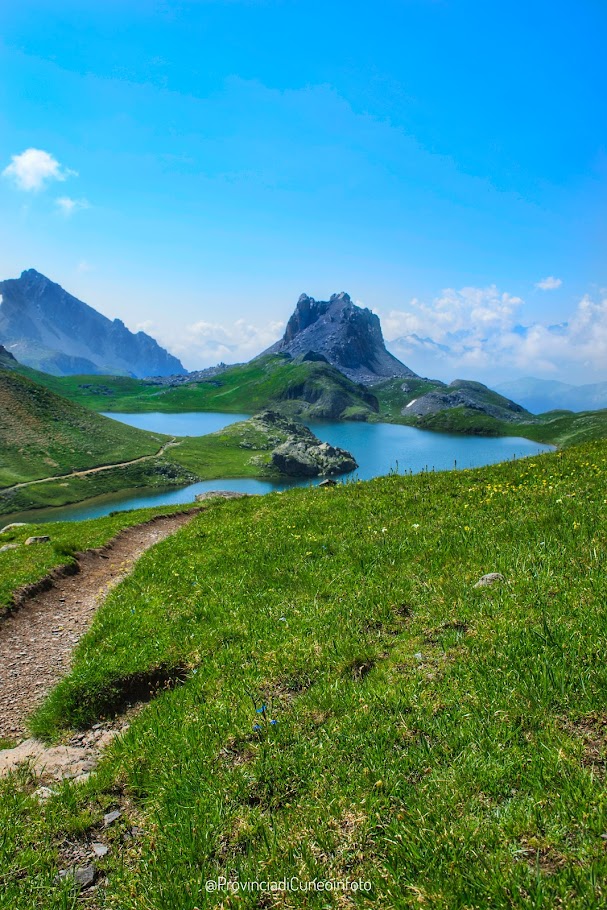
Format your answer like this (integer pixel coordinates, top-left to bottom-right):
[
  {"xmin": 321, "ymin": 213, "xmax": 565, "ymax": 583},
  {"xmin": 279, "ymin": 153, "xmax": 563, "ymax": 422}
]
[
  {"xmin": 0, "ymin": 458, "xmax": 200, "ymax": 517},
  {"xmin": 2, "ymin": 440, "xmax": 607, "ymax": 907},
  {"xmin": 0, "ymin": 502, "xmax": 201, "ymax": 615},
  {"xmin": 167, "ymin": 414, "xmax": 310, "ymax": 479},
  {"xmin": 20, "ymin": 356, "xmax": 379, "ymax": 419},
  {"xmin": 0, "ymin": 369, "xmax": 167, "ymax": 488}
]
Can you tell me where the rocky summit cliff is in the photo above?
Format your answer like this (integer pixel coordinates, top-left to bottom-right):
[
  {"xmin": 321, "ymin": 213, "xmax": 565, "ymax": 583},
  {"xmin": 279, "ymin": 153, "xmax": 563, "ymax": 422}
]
[
  {"xmin": 263, "ymin": 292, "xmax": 418, "ymax": 385},
  {"xmin": 0, "ymin": 270, "xmax": 185, "ymax": 378}
]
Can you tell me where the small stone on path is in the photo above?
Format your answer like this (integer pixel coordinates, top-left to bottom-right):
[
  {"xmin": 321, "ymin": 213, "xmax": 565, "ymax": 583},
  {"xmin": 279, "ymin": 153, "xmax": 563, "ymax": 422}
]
[
  {"xmin": 57, "ymin": 864, "xmax": 96, "ymax": 888},
  {"xmin": 91, "ymin": 842, "xmax": 109, "ymax": 857},
  {"xmin": 103, "ymin": 809, "xmax": 122, "ymax": 827}
]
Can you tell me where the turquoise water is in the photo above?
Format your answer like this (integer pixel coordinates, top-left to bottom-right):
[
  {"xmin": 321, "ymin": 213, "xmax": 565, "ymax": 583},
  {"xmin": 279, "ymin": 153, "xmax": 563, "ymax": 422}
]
[{"xmin": 7, "ymin": 412, "xmax": 553, "ymax": 524}]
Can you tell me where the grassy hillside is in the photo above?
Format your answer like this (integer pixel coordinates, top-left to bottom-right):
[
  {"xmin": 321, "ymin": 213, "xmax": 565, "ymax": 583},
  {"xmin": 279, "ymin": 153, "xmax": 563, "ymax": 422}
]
[
  {"xmin": 17, "ymin": 355, "xmax": 379, "ymax": 420},
  {"xmin": 0, "ymin": 369, "xmax": 167, "ymax": 488},
  {"xmin": 2, "ymin": 439, "xmax": 607, "ymax": 907},
  {"xmin": 0, "ymin": 408, "xmax": 354, "ymax": 518},
  {"xmin": 374, "ymin": 376, "xmax": 532, "ymax": 422},
  {"xmin": 0, "ymin": 458, "xmax": 199, "ymax": 518},
  {"xmin": 373, "ymin": 377, "xmax": 607, "ymax": 445},
  {"xmin": 402, "ymin": 405, "xmax": 607, "ymax": 446},
  {"xmin": 13, "ymin": 355, "xmax": 607, "ymax": 450}
]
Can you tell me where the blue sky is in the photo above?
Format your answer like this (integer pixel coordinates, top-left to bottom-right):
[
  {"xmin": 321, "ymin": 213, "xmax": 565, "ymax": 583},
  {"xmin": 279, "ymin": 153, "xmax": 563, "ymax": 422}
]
[{"xmin": 0, "ymin": 0, "xmax": 605, "ymax": 381}]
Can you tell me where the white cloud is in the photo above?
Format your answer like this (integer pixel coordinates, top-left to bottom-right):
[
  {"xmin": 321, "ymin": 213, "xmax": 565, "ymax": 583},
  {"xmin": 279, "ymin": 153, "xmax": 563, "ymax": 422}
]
[
  {"xmin": 56, "ymin": 196, "xmax": 89, "ymax": 216},
  {"xmin": 383, "ymin": 285, "xmax": 524, "ymax": 344},
  {"xmin": 167, "ymin": 317, "xmax": 285, "ymax": 368},
  {"xmin": 535, "ymin": 276, "xmax": 562, "ymax": 291},
  {"xmin": 381, "ymin": 286, "xmax": 607, "ymax": 382},
  {"xmin": 2, "ymin": 148, "xmax": 77, "ymax": 191}
]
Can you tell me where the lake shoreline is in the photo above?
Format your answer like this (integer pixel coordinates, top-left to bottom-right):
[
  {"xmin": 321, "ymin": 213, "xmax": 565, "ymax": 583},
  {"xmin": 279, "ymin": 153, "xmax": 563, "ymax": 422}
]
[{"xmin": 0, "ymin": 411, "xmax": 553, "ymax": 525}]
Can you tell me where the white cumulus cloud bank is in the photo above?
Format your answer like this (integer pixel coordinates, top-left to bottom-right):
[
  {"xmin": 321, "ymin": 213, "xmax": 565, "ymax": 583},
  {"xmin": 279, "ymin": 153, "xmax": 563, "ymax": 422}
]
[
  {"xmin": 2, "ymin": 148, "xmax": 77, "ymax": 191},
  {"xmin": 382, "ymin": 286, "xmax": 607, "ymax": 382},
  {"xmin": 535, "ymin": 276, "xmax": 562, "ymax": 291},
  {"xmin": 166, "ymin": 318, "xmax": 285, "ymax": 368}
]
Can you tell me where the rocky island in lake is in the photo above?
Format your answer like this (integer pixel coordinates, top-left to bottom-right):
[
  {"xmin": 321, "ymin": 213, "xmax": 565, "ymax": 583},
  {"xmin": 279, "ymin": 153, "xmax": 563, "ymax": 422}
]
[{"xmin": 230, "ymin": 410, "xmax": 358, "ymax": 478}]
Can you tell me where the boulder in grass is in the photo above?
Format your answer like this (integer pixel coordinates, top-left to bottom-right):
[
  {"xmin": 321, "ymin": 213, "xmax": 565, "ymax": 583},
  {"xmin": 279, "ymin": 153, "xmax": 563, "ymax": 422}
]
[
  {"xmin": 194, "ymin": 491, "xmax": 247, "ymax": 502},
  {"xmin": 25, "ymin": 536, "xmax": 51, "ymax": 545},
  {"xmin": 473, "ymin": 573, "xmax": 504, "ymax": 588}
]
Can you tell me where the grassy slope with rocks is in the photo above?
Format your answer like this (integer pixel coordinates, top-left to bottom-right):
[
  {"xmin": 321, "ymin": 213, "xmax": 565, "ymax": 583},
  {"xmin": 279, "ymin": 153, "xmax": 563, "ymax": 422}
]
[
  {"xmin": 170, "ymin": 410, "xmax": 356, "ymax": 480},
  {"xmin": 10, "ymin": 353, "xmax": 607, "ymax": 447},
  {"xmin": 406, "ymin": 405, "xmax": 607, "ymax": 445},
  {"xmin": 15, "ymin": 355, "xmax": 379, "ymax": 420},
  {"xmin": 0, "ymin": 459, "xmax": 199, "ymax": 517},
  {"xmin": 1, "ymin": 439, "xmax": 607, "ymax": 908},
  {"xmin": 375, "ymin": 376, "xmax": 607, "ymax": 444}
]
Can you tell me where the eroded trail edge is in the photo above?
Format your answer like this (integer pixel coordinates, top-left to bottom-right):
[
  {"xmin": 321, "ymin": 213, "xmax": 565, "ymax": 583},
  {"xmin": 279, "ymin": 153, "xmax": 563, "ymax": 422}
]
[{"xmin": 0, "ymin": 510, "xmax": 198, "ymax": 741}]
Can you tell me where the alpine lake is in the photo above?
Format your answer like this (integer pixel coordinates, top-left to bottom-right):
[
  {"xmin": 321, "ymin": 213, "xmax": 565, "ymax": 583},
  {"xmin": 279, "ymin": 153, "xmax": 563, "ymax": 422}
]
[{"xmin": 11, "ymin": 411, "xmax": 554, "ymax": 524}]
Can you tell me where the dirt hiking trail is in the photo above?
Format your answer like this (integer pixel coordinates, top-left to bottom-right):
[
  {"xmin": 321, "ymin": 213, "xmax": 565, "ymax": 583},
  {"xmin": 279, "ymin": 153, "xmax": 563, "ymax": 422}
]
[
  {"xmin": 2, "ymin": 437, "xmax": 181, "ymax": 493},
  {"xmin": 0, "ymin": 510, "xmax": 197, "ymax": 741}
]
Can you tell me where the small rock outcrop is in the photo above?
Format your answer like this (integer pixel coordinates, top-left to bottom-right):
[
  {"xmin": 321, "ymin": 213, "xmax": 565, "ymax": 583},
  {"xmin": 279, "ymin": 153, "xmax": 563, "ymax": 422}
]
[
  {"xmin": 194, "ymin": 491, "xmax": 248, "ymax": 502},
  {"xmin": 263, "ymin": 292, "xmax": 417, "ymax": 385},
  {"xmin": 0, "ymin": 543, "xmax": 19, "ymax": 553},
  {"xmin": 403, "ymin": 380, "xmax": 532, "ymax": 423},
  {"xmin": 239, "ymin": 410, "xmax": 357, "ymax": 478},
  {"xmin": 0, "ymin": 523, "xmax": 28, "ymax": 533},
  {"xmin": 271, "ymin": 439, "xmax": 357, "ymax": 477},
  {"xmin": 0, "ymin": 344, "xmax": 17, "ymax": 368}
]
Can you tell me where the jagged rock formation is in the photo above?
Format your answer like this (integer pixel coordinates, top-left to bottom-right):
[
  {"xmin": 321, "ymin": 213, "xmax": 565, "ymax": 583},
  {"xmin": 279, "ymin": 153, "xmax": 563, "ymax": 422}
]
[
  {"xmin": 0, "ymin": 270, "xmax": 185, "ymax": 378},
  {"xmin": 263, "ymin": 292, "xmax": 417, "ymax": 385},
  {"xmin": 403, "ymin": 380, "xmax": 532, "ymax": 422}
]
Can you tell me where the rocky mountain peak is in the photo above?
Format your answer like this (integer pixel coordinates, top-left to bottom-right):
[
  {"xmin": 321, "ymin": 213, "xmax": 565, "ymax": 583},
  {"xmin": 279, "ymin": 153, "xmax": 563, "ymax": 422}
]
[
  {"xmin": 264, "ymin": 291, "xmax": 418, "ymax": 385},
  {"xmin": 0, "ymin": 270, "xmax": 186, "ymax": 378}
]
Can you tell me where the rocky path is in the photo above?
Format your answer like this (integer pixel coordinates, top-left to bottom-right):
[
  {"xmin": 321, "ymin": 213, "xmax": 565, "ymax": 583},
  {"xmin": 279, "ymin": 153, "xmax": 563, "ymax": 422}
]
[
  {"xmin": 0, "ymin": 510, "xmax": 196, "ymax": 741},
  {"xmin": 1, "ymin": 437, "xmax": 181, "ymax": 493}
]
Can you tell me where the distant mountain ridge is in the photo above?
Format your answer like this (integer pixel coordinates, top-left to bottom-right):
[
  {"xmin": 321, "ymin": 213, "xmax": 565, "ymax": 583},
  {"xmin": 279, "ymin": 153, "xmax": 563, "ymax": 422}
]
[
  {"xmin": 0, "ymin": 269, "xmax": 185, "ymax": 378},
  {"xmin": 495, "ymin": 377, "xmax": 607, "ymax": 414},
  {"xmin": 263, "ymin": 291, "xmax": 418, "ymax": 384}
]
